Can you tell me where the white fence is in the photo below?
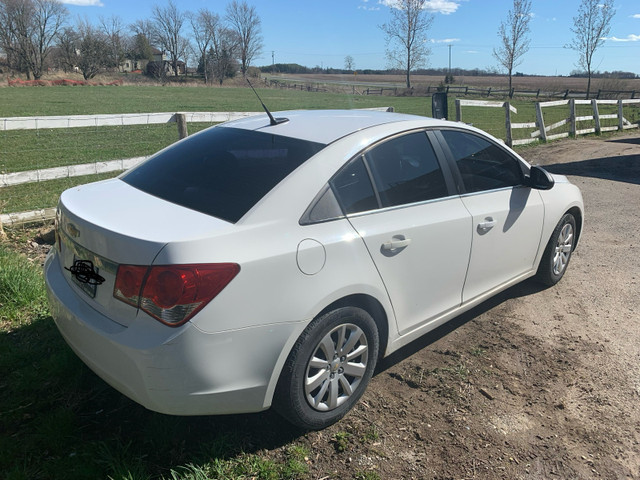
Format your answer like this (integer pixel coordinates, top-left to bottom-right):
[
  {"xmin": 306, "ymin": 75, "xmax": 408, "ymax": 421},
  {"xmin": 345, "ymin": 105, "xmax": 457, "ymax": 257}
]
[{"xmin": 455, "ymin": 98, "xmax": 640, "ymax": 147}]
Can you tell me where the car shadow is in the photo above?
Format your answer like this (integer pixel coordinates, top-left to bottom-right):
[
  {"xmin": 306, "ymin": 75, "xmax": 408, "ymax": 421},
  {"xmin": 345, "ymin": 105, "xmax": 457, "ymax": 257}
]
[
  {"xmin": 544, "ymin": 153, "xmax": 640, "ymax": 185},
  {"xmin": 376, "ymin": 278, "xmax": 547, "ymax": 372},
  {"xmin": 606, "ymin": 136, "xmax": 640, "ymax": 146}
]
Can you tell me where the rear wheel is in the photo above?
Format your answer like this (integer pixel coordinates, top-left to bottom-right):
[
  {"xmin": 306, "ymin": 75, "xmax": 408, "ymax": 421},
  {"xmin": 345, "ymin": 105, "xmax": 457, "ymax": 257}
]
[
  {"xmin": 274, "ymin": 307, "xmax": 379, "ymax": 430},
  {"xmin": 535, "ymin": 213, "xmax": 577, "ymax": 286}
]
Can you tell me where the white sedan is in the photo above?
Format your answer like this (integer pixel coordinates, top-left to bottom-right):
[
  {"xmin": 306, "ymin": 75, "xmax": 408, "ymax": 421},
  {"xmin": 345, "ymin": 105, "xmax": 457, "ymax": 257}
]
[{"xmin": 45, "ymin": 110, "xmax": 583, "ymax": 430}]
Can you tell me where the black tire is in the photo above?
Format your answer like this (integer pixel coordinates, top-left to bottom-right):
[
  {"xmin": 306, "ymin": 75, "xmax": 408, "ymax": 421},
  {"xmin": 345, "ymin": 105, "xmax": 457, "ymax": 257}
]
[
  {"xmin": 274, "ymin": 306, "xmax": 379, "ymax": 430},
  {"xmin": 535, "ymin": 213, "xmax": 577, "ymax": 286}
]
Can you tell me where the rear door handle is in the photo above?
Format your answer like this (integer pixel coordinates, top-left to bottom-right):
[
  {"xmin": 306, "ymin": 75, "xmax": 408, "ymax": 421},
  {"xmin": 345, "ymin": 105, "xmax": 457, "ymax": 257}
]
[{"xmin": 382, "ymin": 237, "xmax": 412, "ymax": 251}]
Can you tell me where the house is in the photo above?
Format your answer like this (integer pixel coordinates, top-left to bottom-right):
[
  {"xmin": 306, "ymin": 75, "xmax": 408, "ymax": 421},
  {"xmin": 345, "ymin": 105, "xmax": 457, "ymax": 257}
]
[{"xmin": 121, "ymin": 48, "xmax": 181, "ymax": 74}]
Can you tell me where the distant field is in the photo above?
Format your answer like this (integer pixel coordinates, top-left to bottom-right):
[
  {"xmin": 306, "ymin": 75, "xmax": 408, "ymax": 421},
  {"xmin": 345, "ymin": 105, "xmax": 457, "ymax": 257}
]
[{"xmin": 272, "ymin": 73, "xmax": 640, "ymax": 93}]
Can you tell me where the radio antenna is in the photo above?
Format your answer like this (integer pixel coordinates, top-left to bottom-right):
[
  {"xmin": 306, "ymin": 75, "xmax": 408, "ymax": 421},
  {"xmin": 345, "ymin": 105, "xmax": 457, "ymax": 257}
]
[{"xmin": 246, "ymin": 79, "xmax": 288, "ymax": 126}]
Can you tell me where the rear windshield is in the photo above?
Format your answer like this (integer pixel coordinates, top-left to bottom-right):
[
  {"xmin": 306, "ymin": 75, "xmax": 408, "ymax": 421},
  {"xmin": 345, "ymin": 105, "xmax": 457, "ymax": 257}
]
[{"xmin": 121, "ymin": 126, "xmax": 325, "ymax": 223}]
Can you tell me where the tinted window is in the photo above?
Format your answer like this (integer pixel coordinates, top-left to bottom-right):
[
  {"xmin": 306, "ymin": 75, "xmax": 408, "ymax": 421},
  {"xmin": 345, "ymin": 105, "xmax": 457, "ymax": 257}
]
[
  {"xmin": 121, "ymin": 127, "xmax": 325, "ymax": 223},
  {"xmin": 365, "ymin": 132, "xmax": 448, "ymax": 207},
  {"xmin": 330, "ymin": 157, "xmax": 378, "ymax": 214},
  {"xmin": 440, "ymin": 130, "xmax": 523, "ymax": 193}
]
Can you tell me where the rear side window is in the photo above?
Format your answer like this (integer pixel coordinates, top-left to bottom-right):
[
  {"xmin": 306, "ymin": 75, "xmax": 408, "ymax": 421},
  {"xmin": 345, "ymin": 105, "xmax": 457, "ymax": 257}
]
[
  {"xmin": 121, "ymin": 126, "xmax": 325, "ymax": 223},
  {"xmin": 330, "ymin": 157, "xmax": 378, "ymax": 214},
  {"xmin": 364, "ymin": 131, "xmax": 448, "ymax": 207},
  {"xmin": 440, "ymin": 130, "xmax": 523, "ymax": 193}
]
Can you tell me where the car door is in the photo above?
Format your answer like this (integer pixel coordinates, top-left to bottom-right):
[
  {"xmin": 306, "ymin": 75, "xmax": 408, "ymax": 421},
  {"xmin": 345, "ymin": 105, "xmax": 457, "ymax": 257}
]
[
  {"xmin": 330, "ymin": 131, "xmax": 472, "ymax": 336},
  {"xmin": 436, "ymin": 129, "xmax": 545, "ymax": 303}
]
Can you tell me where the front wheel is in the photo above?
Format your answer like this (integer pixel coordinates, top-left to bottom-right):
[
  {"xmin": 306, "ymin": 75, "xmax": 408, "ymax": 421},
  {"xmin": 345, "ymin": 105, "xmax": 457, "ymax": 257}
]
[
  {"xmin": 535, "ymin": 213, "xmax": 577, "ymax": 286},
  {"xmin": 274, "ymin": 307, "xmax": 379, "ymax": 430}
]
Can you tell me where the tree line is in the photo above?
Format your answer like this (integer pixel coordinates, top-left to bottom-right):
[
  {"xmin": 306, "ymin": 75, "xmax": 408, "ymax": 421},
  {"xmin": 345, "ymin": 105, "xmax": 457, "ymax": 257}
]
[{"xmin": 0, "ymin": 0, "xmax": 263, "ymax": 84}]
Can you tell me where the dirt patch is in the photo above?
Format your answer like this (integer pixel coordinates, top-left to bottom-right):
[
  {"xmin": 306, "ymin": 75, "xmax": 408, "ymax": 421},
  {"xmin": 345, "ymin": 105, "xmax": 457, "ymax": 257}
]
[{"xmin": 3, "ymin": 133, "xmax": 639, "ymax": 479}]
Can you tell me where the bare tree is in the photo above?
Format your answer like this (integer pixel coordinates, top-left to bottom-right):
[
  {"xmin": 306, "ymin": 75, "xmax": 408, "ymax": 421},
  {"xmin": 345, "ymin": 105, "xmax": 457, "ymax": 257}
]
[
  {"xmin": 76, "ymin": 19, "xmax": 111, "ymax": 80},
  {"xmin": 379, "ymin": 0, "xmax": 433, "ymax": 88},
  {"xmin": 207, "ymin": 25, "xmax": 239, "ymax": 85},
  {"xmin": 54, "ymin": 26, "xmax": 78, "ymax": 72},
  {"xmin": 225, "ymin": 0, "xmax": 262, "ymax": 78},
  {"xmin": 131, "ymin": 19, "xmax": 154, "ymax": 40},
  {"xmin": 0, "ymin": 0, "xmax": 68, "ymax": 79},
  {"xmin": 344, "ymin": 55, "xmax": 355, "ymax": 71},
  {"xmin": 568, "ymin": 0, "xmax": 615, "ymax": 99},
  {"xmin": 99, "ymin": 15, "xmax": 125, "ymax": 70},
  {"xmin": 189, "ymin": 8, "xmax": 217, "ymax": 84},
  {"xmin": 493, "ymin": 0, "xmax": 532, "ymax": 98},
  {"xmin": 151, "ymin": 0, "xmax": 188, "ymax": 77}
]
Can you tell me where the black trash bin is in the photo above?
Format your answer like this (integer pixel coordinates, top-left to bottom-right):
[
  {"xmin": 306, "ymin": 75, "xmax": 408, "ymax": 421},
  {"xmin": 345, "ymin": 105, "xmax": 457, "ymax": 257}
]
[{"xmin": 431, "ymin": 92, "xmax": 448, "ymax": 120}]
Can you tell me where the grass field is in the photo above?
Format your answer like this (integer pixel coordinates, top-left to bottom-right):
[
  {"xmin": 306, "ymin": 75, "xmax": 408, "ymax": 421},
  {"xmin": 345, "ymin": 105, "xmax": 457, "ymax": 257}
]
[{"xmin": 1, "ymin": 85, "xmax": 638, "ymax": 216}]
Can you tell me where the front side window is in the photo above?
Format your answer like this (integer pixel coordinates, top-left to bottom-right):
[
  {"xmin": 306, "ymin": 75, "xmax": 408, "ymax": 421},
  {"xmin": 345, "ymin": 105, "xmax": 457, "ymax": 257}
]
[
  {"xmin": 121, "ymin": 127, "xmax": 325, "ymax": 223},
  {"xmin": 440, "ymin": 130, "xmax": 524, "ymax": 194},
  {"xmin": 364, "ymin": 132, "xmax": 448, "ymax": 207}
]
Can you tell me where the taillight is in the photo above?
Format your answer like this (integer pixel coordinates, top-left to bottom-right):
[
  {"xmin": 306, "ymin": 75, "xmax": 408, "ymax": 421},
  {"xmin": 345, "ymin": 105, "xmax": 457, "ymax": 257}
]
[{"xmin": 114, "ymin": 263, "xmax": 240, "ymax": 327}]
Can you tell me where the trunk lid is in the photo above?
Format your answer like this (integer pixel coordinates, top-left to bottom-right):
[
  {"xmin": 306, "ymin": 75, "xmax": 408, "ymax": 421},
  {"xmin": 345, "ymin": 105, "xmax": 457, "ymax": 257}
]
[{"xmin": 56, "ymin": 178, "xmax": 234, "ymax": 326}]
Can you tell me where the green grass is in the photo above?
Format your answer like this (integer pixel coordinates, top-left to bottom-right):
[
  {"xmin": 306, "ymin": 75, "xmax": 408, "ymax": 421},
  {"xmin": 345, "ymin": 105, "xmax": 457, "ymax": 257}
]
[
  {"xmin": 0, "ymin": 246, "xmax": 47, "ymax": 326},
  {"xmin": 0, "ymin": 85, "xmax": 414, "ymax": 117}
]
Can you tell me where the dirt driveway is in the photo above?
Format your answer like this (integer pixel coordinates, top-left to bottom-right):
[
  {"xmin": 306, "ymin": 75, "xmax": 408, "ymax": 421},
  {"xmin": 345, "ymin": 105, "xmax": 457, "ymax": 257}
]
[{"xmin": 289, "ymin": 132, "xmax": 640, "ymax": 479}]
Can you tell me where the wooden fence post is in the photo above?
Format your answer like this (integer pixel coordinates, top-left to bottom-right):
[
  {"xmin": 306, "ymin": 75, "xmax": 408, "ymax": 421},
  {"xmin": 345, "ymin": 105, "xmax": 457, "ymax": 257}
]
[
  {"xmin": 176, "ymin": 113, "xmax": 188, "ymax": 139},
  {"xmin": 591, "ymin": 99, "xmax": 601, "ymax": 135},
  {"xmin": 455, "ymin": 99, "xmax": 462, "ymax": 122},
  {"xmin": 535, "ymin": 102, "xmax": 547, "ymax": 142},
  {"xmin": 618, "ymin": 100, "xmax": 624, "ymax": 131},
  {"xmin": 504, "ymin": 102, "xmax": 513, "ymax": 148},
  {"xmin": 569, "ymin": 99, "xmax": 576, "ymax": 137}
]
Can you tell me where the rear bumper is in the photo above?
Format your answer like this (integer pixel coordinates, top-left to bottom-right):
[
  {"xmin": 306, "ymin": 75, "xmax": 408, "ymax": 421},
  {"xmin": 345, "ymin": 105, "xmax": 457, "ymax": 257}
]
[{"xmin": 44, "ymin": 251, "xmax": 304, "ymax": 415}]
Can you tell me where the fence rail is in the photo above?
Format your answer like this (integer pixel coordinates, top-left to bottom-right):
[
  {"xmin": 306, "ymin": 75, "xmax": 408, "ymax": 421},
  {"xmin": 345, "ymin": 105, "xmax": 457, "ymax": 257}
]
[{"xmin": 0, "ymin": 111, "xmax": 261, "ymax": 132}]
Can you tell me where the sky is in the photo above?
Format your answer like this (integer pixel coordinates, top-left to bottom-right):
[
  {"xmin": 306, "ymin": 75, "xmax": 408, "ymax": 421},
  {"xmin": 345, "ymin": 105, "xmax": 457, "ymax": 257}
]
[{"xmin": 61, "ymin": 0, "xmax": 640, "ymax": 76}]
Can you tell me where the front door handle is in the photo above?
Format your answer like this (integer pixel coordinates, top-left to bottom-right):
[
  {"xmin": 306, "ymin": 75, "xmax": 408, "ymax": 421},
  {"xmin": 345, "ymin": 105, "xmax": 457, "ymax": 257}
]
[
  {"xmin": 477, "ymin": 217, "xmax": 496, "ymax": 233},
  {"xmin": 382, "ymin": 237, "xmax": 412, "ymax": 251}
]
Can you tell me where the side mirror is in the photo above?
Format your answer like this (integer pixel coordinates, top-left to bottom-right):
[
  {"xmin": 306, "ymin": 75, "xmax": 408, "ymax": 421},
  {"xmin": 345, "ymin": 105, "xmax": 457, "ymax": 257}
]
[{"xmin": 526, "ymin": 165, "xmax": 555, "ymax": 190}]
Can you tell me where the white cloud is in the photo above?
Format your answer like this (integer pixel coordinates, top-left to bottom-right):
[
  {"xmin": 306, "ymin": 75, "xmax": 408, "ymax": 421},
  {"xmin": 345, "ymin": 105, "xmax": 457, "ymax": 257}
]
[
  {"xmin": 604, "ymin": 34, "xmax": 640, "ymax": 42},
  {"xmin": 631, "ymin": 14, "xmax": 640, "ymax": 19},
  {"xmin": 379, "ymin": 0, "xmax": 462, "ymax": 15},
  {"xmin": 359, "ymin": 0, "xmax": 380, "ymax": 11},
  {"xmin": 60, "ymin": 0, "xmax": 104, "ymax": 6},
  {"xmin": 430, "ymin": 38, "xmax": 461, "ymax": 43}
]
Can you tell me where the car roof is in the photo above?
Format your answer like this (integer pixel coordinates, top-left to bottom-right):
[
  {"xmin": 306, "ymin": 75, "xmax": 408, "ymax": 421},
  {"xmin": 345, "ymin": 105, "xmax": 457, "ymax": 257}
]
[{"xmin": 219, "ymin": 109, "xmax": 446, "ymax": 145}]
